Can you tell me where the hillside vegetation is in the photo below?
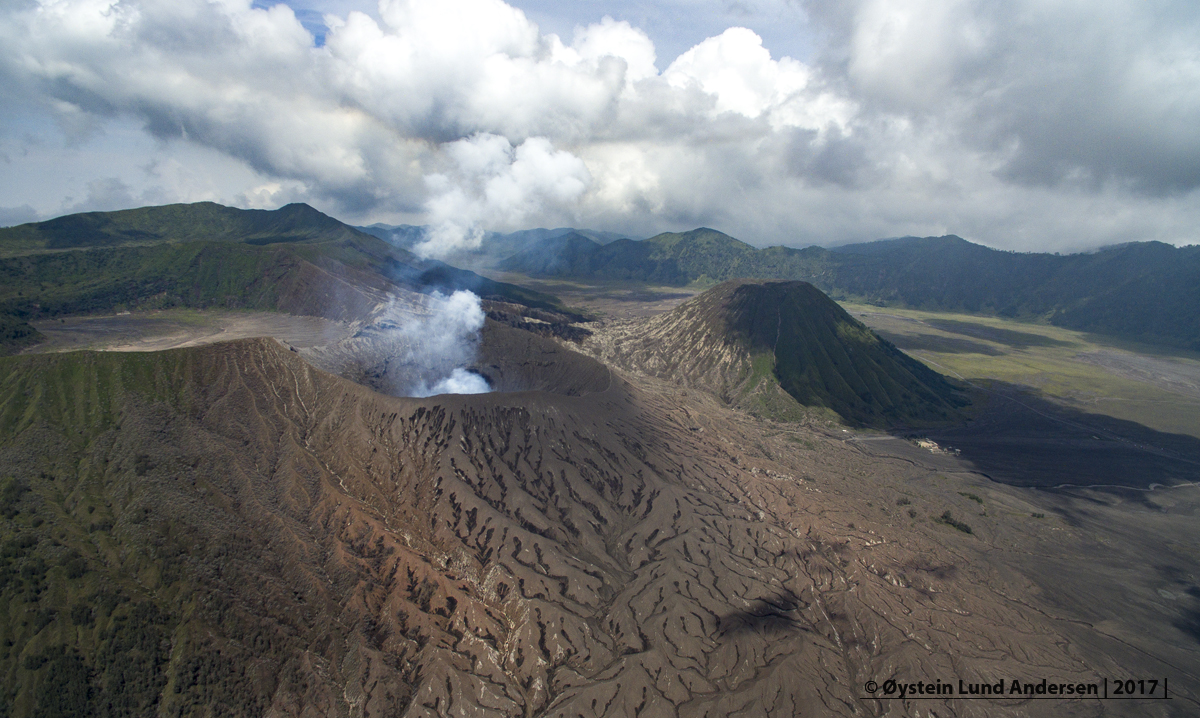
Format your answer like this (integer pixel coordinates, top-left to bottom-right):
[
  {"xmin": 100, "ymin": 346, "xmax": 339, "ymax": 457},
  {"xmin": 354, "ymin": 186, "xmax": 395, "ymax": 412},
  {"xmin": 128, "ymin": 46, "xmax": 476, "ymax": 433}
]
[
  {"xmin": 0, "ymin": 203, "xmax": 565, "ymax": 354},
  {"xmin": 503, "ymin": 230, "xmax": 1200, "ymax": 350},
  {"xmin": 0, "ymin": 202, "xmax": 362, "ymax": 255}
]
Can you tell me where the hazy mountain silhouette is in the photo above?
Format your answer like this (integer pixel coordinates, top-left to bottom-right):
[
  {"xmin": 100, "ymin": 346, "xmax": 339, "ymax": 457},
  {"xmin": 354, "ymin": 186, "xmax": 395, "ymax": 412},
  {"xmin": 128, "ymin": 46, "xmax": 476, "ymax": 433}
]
[{"xmin": 502, "ymin": 229, "xmax": 1200, "ymax": 350}]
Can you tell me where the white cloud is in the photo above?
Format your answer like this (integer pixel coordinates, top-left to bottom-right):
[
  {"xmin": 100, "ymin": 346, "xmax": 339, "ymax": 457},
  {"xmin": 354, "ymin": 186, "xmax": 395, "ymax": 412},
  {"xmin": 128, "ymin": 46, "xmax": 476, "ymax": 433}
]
[
  {"xmin": 417, "ymin": 133, "xmax": 591, "ymax": 257},
  {"xmin": 663, "ymin": 27, "xmax": 855, "ymax": 136},
  {"xmin": 665, "ymin": 28, "xmax": 801, "ymax": 119},
  {"xmin": 0, "ymin": 0, "xmax": 1196, "ymax": 251},
  {"xmin": 572, "ymin": 16, "xmax": 657, "ymax": 82}
]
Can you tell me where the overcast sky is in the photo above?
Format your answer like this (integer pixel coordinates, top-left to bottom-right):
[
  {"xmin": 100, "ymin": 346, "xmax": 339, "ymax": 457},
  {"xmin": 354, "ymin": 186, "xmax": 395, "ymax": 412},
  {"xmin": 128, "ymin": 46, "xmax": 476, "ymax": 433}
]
[{"xmin": 1, "ymin": 0, "xmax": 1197, "ymax": 253}]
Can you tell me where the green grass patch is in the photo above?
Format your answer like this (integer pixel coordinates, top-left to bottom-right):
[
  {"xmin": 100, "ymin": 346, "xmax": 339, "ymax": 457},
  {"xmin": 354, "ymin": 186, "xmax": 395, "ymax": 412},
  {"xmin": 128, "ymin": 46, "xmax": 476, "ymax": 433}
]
[
  {"xmin": 843, "ymin": 302, "xmax": 1200, "ymax": 439},
  {"xmin": 936, "ymin": 510, "xmax": 974, "ymax": 534},
  {"xmin": 786, "ymin": 436, "xmax": 819, "ymax": 450}
]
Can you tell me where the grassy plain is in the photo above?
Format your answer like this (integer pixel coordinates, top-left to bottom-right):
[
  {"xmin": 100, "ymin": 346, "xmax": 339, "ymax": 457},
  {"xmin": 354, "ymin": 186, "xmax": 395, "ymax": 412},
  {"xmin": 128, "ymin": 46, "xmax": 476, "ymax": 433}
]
[{"xmin": 841, "ymin": 302, "xmax": 1200, "ymax": 439}]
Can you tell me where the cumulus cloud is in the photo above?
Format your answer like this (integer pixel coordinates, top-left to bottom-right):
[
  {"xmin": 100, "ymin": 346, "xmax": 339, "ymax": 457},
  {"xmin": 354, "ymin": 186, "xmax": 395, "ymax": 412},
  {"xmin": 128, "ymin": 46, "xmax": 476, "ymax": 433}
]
[
  {"xmin": 666, "ymin": 28, "xmax": 805, "ymax": 121},
  {"xmin": 0, "ymin": 0, "xmax": 1196, "ymax": 250},
  {"xmin": 573, "ymin": 16, "xmax": 657, "ymax": 83}
]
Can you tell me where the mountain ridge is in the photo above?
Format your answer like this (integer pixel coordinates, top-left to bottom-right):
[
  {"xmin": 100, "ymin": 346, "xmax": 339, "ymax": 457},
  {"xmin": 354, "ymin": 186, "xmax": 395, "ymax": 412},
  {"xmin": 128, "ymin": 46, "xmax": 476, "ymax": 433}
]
[
  {"xmin": 357, "ymin": 224, "xmax": 638, "ymax": 271},
  {"xmin": 504, "ymin": 229, "xmax": 1200, "ymax": 350},
  {"xmin": 0, "ymin": 202, "xmax": 365, "ymax": 255}
]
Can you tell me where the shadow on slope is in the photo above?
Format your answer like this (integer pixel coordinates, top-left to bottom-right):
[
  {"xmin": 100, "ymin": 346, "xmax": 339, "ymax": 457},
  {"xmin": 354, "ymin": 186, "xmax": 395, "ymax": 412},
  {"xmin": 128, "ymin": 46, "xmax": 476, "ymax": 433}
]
[
  {"xmin": 928, "ymin": 382, "xmax": 1200, "ymax": 495},
  {"xmin": 923, "ymin": 319, "xmax": 1076, "ymax": 349},
  {"xmin": 716, "ymin": 591, "xmax": 805, "ymax": 639},
  {"xmin": 875, "ymin": 331, "xmax": 1005, "ymax": 356}
]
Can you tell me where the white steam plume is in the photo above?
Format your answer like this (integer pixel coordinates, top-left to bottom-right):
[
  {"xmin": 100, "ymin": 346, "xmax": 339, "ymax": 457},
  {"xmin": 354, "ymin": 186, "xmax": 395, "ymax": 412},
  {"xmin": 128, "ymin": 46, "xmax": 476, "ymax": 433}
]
[
  {"xmin": 391, "ymin": 290, "xmax": 490, "ymax": 397},
  {"xmin": 427, "ymin": 367, "xmax": 491, "ymax": 396},
  {"xmin": 416, "ymin": 133, "xmax": 592, "ymax": 258}
]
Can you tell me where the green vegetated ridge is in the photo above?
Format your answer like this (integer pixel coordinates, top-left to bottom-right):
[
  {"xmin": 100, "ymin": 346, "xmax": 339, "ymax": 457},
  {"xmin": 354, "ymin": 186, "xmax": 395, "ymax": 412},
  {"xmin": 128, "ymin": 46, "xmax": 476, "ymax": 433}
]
[
  {"xmin": 501, "ymin": 230, "xmax": 1200, "ymax": 351},
  {"xmin": 0, "ymin": 203, "xmax": 566, "ymax": 354},
  {"xmin": 358, "ymin": 224, "xmax": 636, "ymax": 267},
  {"xmin": 0, "ymin": 348, "xmax": 259, "ymax": 716},
  {"xmin": 0, "ymin": 341, "xmax": 407, "ymax": 717},
  {"xmin": 602, "ymin": 279, "xmax": 968, "ymax": 427}
]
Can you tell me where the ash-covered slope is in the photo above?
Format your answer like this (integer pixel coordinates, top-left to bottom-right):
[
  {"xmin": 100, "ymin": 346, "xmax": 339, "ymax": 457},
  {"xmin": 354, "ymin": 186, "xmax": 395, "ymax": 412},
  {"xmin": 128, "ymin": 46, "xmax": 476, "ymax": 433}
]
[
  {"xmin": 591, "ymin": 279, "xmax": 967, "ymax": 427},
  {"xmin": 0, "ymin": 337, "xmax": 1105, "ymax": 717}
]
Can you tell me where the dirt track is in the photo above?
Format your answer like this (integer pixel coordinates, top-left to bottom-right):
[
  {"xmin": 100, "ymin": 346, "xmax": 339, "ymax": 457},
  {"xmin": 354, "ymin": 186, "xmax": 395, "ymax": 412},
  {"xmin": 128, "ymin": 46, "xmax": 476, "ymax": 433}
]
[{"xmin": 27, "ymin": 310, "xmax": 355, "ymax": 353}]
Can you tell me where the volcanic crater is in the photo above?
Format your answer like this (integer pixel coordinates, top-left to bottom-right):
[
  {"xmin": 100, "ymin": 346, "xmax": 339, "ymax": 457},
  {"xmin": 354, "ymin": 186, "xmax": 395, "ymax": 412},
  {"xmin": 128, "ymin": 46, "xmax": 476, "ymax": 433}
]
[{"xmin": 0, "ymin": 280, "xmax": 1193, "ymax": 717}]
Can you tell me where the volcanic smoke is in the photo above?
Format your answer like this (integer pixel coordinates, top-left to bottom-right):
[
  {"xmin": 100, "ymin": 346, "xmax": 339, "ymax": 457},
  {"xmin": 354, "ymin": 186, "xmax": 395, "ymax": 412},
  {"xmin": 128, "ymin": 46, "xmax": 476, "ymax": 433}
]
[{"xmin": 393, "ymin": 290, "xmax": 490, "ymax": 397}]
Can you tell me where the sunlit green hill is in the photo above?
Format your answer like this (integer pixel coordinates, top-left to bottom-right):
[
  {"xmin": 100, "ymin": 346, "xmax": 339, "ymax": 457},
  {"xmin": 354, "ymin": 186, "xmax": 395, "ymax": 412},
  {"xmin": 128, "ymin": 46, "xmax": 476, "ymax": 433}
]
[{"xmin": 0, "ymin": 202, "xmax": 362, "ymax": 255}]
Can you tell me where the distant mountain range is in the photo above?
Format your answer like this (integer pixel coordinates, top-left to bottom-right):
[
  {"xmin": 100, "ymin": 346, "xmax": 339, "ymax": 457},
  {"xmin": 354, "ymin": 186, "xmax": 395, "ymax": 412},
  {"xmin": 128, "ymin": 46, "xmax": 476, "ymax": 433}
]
[
  {"xmin": 0, "ymin": 203, "xmax": 566, "ymax": 354},
  {"xmin": 5, "ymin": 204, "xmax": 1196, "ymax": 352},
  {"xmin": 500, "ymin": 229, "xmax": 1200, "ymax": 351}
]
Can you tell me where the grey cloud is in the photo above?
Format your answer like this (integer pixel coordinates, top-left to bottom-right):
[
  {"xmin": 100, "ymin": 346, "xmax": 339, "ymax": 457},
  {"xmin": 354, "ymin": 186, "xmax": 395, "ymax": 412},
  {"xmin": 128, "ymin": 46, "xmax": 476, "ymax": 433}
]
[
  {"xmin": 64, "ymin": 178, "xmax": 137, "ymax": 214},
  {"xmin": 0, "ymin": 204, "xmax": 39, "ymax": 227},
  {"xmin": 807, "ymin": 0, "xmax": 1200, "ymax": 196},
  {"xmin": 783, "ymin": 127, "xmax": 873, "ymax": 188}
]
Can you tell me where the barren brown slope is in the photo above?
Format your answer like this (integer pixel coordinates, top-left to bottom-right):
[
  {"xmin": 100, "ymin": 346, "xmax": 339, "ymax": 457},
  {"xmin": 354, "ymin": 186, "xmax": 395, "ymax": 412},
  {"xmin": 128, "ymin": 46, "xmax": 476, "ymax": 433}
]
[
  {"xmin": 0, "ymin": 336, "xmax": 1141, "ymax": 717},
  {"xmin": 589, "ymin": 279, "xmax": 966, "ymax": 427}
]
